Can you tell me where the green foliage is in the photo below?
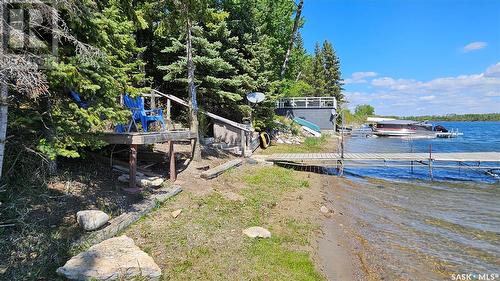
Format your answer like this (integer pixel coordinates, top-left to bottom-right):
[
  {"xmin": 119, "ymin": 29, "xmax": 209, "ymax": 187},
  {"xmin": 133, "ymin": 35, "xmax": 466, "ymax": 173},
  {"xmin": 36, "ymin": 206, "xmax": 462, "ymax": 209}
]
[
  {"xmin": 321, "ymin": 40, "xmax": 344, "ymax": 101},
  {"xmin": 260, "ymin": 135, "xmax": 330, "ymax": 155},
  {"xmin": 396, "ymin": 113, "xmax": 500, "ymax": 121},
  {"xmin": 354, "ymin": 104, "xmax": 375, "ymax": 117},
  {"xmin": 339, "ymin": 107, "xmax": 368, "ymax": 125},
  {"xmin": 5, "ymin": 0, "xmax": 345, "ymax": 173},
  {"xmin": 280, "ymin": 79, "xmax": 315, "ymax": 97},
  {"xmin": 280, "ymin": 39, "xmax": 344, "ymax": 103},
  {"xmin": 10, "ymin": 0, "xmax": 146, "ymax": 161}
]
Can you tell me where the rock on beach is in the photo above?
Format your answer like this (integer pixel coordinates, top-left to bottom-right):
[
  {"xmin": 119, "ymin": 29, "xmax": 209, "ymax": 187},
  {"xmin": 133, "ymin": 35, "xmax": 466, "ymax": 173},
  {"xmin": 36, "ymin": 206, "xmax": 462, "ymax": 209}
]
[
  {"xmin": 243, "ymin": 226, "xmax": 271, "ymax": 238},
  {"xmin": 56, "ymin": 235, "xmax": 161, "ymax": 280}
]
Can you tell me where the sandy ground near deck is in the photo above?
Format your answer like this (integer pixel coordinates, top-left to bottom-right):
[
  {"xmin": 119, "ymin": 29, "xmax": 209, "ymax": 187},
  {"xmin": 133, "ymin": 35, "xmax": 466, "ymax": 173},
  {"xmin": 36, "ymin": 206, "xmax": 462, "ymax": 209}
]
[{"xmin": 126, "ymin": 141, "xmax": 371, "ymax": 280}]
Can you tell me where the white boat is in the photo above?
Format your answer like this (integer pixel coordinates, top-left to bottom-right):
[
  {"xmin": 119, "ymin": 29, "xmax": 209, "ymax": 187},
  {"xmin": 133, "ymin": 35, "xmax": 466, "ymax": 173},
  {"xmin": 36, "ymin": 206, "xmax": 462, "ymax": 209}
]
[{"xmin": 372, "ymin": 120, "xmax": 462, "ymax": 138}]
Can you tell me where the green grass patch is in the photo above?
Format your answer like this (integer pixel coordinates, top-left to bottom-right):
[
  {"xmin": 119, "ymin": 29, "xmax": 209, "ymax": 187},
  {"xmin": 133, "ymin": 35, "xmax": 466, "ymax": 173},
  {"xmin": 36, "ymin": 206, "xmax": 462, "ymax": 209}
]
[
  {"xmin": 247, "ymin": 238, "xmax": 324, "ymax": 281},
  {"xmin": 125, "ymin": 166, "xmax": 324, "ymax": 280},
  {"xmin": 260, "ymin": 135, "xmax": 331, "ymax": 155}
]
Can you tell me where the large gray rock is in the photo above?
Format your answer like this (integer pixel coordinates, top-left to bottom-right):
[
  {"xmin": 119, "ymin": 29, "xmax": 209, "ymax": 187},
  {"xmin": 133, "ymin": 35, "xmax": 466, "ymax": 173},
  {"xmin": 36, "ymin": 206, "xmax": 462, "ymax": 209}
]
[
  {"xmin": 243, "ymin": 226, "xmax": 271, "ymax": 238},
  {"xmin": 77, "ymin": 210, "xmax": 109, "ymax": 231},
  {"xmin": 57, "ymin": 235, "xmax": 161, "ymax": 280}
]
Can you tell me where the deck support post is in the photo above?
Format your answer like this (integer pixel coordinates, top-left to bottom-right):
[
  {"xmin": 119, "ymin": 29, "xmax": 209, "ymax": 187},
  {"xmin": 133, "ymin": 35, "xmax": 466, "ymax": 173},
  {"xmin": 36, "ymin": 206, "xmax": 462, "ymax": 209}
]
[
  {"xmin": 240, "ymin": 129, "xmax": 246, "ymax": 157},
  {"xmin": 428, "ymin": 144, "xmax": 433, "ymax": 180},
  {"xmin": 166, "ymin": 99, "xmax": 172, "ymax": 129},
  {"xmin": 129, "ymin": 144, "xmax": 138, "ymax": 189},
  {"xmin": 169, "ymin": 141, "xmax": 176, "ymax": 182}
]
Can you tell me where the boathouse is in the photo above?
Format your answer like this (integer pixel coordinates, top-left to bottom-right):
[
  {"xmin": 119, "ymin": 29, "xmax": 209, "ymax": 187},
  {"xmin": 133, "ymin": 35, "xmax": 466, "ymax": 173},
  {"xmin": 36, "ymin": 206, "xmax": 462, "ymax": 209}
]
[{"xmin": 275, "ymin": 97, "xmax": 337, "ymax": 130}]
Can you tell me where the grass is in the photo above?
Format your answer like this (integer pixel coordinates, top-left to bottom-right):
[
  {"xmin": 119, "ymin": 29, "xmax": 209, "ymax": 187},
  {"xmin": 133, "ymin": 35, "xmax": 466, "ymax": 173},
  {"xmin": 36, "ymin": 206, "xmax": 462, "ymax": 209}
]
[
  {"xmin": 125, "ymin": 166, "xmax": 325, "ymax": 280},
  {"xmin": 260, "ymin": 134, "xmax": 333, "ymax": 154}
]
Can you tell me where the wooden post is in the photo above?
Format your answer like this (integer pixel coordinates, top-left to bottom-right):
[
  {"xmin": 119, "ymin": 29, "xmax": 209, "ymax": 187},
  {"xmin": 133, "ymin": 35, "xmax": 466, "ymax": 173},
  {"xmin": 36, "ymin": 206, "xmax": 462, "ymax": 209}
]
[
  {"xmin": 169, "ymin": 141, "xmax": 176, "ymax": 182},
  {"xmin": 166, "ymin": 98, "xmax": 172, "ymax": 129},
  {"xmin": 150, "ymin": 91, "xmax": 155, "ymax": 109},
  {"xmin": 129, "ymin": 144, "xmax": 138, "ymax": 189},
  {"xmin": 240, "ymin": 129, "xmax": 246, "ymax": 157},
  {"xmin": 428, "ymin": 144, "xmax": 433, "ymax": 180}
]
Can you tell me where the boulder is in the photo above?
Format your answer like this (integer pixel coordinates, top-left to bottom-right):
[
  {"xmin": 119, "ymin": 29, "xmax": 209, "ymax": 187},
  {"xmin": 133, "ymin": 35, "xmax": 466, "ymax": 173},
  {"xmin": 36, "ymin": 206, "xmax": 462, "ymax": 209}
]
[
  {"xmin": 320, "ymin": 205, "xmax": 330, "ymax": 214},
  {"xmin": 56, "ymin": 235, "xmax": 161, "ymax": 280},
  {"xmin": 77, "ymin": 210, "xmax": 109, "ymax": 231},
  {"xmin": 243, "ymin": 226, "xmax": 271, "ymax": 238}
]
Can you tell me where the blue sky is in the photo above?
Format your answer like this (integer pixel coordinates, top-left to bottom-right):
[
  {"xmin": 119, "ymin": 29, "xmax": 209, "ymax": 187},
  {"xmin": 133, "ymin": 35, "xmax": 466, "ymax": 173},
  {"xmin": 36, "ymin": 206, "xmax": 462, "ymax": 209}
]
[{"xmin": 301, "ymin": 0, "xmax": 500, "ymax": 116}]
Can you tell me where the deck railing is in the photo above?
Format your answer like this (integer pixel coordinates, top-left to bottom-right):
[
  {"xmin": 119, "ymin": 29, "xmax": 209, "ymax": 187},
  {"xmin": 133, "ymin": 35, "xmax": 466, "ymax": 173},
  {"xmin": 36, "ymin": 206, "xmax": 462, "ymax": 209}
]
[{"xmin": 276, "ymin": 97, "xmax": 337, "ymax": 109}]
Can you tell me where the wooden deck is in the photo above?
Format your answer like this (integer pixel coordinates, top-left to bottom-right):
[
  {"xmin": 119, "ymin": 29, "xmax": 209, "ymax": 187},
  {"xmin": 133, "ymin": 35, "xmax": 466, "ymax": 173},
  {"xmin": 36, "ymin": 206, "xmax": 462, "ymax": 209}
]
[
  {"xmin": 267, "ymin": 152, "xmax": 500, "ymax": 163},
  {"xmin": 100, "ymin": 130, "xmax": 197, "ymax": 145},
  {"xmin": 99, "ymin": 130, "xmax": 198, "ymax": 192}
]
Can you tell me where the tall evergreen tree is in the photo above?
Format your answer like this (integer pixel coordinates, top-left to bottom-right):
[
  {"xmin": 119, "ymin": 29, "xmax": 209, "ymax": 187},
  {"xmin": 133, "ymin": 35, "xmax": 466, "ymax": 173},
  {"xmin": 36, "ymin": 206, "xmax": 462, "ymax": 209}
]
[
  {"xmin": 308, "ymin": 42, "xmax": 326, "ymax": 96},
  {"xmin": 159, "ymin": 9, "xmax": 251, "ymax": 120},
  {"xmin": 322, "ymin": 40, "xmax": 344, "ymax": 101}
]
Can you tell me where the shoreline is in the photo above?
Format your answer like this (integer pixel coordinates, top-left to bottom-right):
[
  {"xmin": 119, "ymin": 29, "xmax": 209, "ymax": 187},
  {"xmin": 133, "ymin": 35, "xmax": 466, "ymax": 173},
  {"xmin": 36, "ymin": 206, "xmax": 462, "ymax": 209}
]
[{"xmin": 315, "ymin": 176, "xmax": 363, "ymax": 281}]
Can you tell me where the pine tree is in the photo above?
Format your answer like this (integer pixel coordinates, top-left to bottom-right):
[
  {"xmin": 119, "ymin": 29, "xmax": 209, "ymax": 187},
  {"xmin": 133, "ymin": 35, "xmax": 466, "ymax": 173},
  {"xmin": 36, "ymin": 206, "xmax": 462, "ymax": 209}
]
[
  {"xmin": 309, "ymin": 42, "xmax": 326, "ymax": 96},
  {"xmin": 37, "ymin": 0, "xmax": 145, "ymax": 158},
  {"xmin": 159, "ymin": 9, "xmax": 252, "ymax": 120},
  {"xmin": 322, "ymin": 40, "xmax": 344, "ymax": 101}
]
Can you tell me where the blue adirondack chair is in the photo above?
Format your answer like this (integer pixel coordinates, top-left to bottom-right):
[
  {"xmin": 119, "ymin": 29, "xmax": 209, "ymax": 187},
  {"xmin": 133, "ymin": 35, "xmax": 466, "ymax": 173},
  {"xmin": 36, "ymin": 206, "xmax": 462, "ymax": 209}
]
[
  {"xmin": 70, "ymin": 90, "xmax": 89, "ymax": 109},
  {"xmin": 123, "ymin": 95, "xmax": 166, "ymax": 132}
]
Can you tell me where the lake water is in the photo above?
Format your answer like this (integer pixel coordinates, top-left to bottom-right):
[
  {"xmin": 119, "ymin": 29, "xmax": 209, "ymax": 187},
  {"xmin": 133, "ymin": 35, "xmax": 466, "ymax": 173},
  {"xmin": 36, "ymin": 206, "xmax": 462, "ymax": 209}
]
[{"xmin": 334, "ymin": 121, "xmax": 500, "ymax": 280}]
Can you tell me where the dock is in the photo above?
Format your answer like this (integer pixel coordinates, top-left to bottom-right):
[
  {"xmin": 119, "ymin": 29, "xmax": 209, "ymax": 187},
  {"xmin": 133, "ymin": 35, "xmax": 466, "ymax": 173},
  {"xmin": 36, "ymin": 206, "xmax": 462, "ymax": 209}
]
[
  {"xmin": 266, "ymin": 152, "xmax": 500, "ymax": 178},
  {"xmin": 267, "ymin": 152, "xmax": 500, "ymax": 163}
]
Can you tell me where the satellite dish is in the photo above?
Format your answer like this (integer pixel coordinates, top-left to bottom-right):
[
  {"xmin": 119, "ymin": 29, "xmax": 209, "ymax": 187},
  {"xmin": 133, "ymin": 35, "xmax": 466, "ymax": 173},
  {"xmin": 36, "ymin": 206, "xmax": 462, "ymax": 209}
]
[{"xmin": 246, "ymin": 92, "xmax": 265, "ymax": 104}]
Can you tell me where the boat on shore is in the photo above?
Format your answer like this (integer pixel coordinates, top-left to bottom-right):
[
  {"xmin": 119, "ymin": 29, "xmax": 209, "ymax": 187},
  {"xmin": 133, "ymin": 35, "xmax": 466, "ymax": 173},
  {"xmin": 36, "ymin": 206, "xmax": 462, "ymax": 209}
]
[{"xmin": 371, "ymin": 119, "xmax": 462, "ymax": 138}]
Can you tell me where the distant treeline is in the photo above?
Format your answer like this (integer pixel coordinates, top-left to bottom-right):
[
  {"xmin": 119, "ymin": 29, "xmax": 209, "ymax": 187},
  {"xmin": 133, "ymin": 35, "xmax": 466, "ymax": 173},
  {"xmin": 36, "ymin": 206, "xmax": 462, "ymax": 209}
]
[{"xmin": 381, "ymin": 113, "xmax": 500, "ymax": 121}]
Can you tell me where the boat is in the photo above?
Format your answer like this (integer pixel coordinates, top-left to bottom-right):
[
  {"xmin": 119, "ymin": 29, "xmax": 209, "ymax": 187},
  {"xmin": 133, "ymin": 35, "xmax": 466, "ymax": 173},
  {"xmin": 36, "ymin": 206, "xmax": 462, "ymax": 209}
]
[{"xmin": 372, "ymin": 119, "xmax": 462, "ymax": 138}]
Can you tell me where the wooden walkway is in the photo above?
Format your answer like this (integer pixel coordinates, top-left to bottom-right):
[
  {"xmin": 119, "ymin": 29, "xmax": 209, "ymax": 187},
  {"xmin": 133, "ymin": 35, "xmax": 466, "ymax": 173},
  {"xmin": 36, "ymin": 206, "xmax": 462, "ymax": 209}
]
[{"xmin": 268, "ymin": 152, "xmax": 500, "ymax": 163}]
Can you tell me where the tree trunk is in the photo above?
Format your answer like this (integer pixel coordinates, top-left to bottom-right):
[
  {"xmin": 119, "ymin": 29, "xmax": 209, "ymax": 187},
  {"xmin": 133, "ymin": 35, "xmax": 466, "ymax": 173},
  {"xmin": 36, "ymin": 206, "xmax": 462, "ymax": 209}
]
[
  {"xmin": 0, "ymin": 84, "xmax": 7, "ymax": 180},
  {"xmin": 186, "ymin": 16, "xmax": 202, "ymax": 161},
  {"xmin": 280, "ymin": 0, "xmax": 304, "ymax": 79},
  {"xmin": 0, "ymin": 3, "xmax": 8, "ymax": 180}
]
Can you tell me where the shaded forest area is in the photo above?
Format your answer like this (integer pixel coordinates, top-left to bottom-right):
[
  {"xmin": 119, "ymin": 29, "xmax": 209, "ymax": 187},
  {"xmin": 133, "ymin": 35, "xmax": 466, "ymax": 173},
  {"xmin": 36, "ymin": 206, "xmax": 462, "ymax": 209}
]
[{"xmin": 1, "ymin": 0, "xmax": 344, "ymax": 186}]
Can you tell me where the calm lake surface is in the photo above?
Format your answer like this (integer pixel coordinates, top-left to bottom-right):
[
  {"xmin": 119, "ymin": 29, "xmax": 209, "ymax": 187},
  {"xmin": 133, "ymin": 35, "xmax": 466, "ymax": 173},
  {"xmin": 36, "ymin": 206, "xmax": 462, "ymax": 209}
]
[{"xmin": 336, "ymin": 121, "xmax": 500, "ymax": 280}]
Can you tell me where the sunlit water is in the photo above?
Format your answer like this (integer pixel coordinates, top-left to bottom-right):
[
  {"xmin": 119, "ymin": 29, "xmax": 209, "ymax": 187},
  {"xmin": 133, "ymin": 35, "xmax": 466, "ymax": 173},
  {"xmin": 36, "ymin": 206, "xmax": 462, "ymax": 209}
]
[{"xmin": 333, "ymin": 122, "xmax": 500, "ymax": 280}]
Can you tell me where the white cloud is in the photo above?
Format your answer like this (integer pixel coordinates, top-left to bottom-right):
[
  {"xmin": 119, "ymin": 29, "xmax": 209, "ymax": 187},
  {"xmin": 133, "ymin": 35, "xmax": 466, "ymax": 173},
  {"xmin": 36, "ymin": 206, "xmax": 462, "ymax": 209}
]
[
  {"xmin": 419, "ymin": 95, "xmax": 436, "ymax": 101},
  {"xmin": 462, "ymin": 41, "xmax": 488, "ymax": 52},
  {"xmin": 346, "ymin": 62, "xmax": 500, "ymax": 116},
  {"xmin": 484, "ymin": 62, "xmax": 500, "ymax": 78},
  {"xmin": 345, "ymin": 71, "xmax": 377, "ymax": 84}
]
